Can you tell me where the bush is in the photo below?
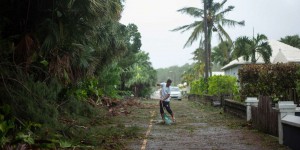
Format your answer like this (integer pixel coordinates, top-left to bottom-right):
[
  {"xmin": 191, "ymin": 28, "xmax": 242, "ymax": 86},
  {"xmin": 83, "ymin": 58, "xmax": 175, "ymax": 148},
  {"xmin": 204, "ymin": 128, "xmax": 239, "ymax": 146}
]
[
  {"xmin": 190, "ymin": 76, "xmax": 238, "ymax": 98},
  {"xmin": 208, "ymin": 75, "xmax": 238, "ymax": 96},
  {"xmin": 190, "ymin": 78, "xmax": 207, "ymax": 95},
  {"xmin": 238, "ymin": 63, "xmax": 300, "ymax": 101},
  {"xmin": 1, "ymin": 74, "xmax": 61, "ymax": 128}
]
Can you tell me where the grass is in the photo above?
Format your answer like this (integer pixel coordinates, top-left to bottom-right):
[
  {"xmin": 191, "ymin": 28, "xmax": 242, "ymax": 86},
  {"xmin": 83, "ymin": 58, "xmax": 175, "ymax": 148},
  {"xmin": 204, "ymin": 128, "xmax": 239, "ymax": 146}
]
[{"xmin": 188, "ymin": 100, "xmax": 246, "ymax": 129}]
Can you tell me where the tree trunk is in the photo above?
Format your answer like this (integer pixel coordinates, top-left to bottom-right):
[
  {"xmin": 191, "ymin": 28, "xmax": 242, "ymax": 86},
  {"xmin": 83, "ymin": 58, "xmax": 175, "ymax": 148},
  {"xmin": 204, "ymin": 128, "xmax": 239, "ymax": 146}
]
[
  {"xmin": 251, "ymin": 49, "xmax": 256, "ymax": 63},
  {"xmin": 203, "ymin": 0, "xmax": 209, "ymax": 93},
  {"xmin": 208, "ymin": 24, "xmax": 213, "ymax": 77},
  {"xmin": 135, "ymin": 86, "xmax": 137, "ymax": 97}
]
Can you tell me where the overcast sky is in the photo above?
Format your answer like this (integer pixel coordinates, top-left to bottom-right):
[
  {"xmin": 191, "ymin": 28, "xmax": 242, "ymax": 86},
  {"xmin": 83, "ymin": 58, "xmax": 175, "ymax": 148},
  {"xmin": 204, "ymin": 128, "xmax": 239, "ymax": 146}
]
[{"xmin": 120, "ymin": 0, "xmax": 300, "ymax": 69}]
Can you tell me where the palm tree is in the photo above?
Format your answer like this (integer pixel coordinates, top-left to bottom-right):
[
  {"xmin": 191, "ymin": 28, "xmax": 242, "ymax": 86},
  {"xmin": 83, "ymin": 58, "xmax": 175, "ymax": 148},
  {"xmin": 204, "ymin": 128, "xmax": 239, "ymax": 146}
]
[
  {"xmin": 211, "ymin": 41, "xmax": 233, "ymax": 66},
  {"xmin": 0, "ymin": 0, "xmax": 125, "ymax": 84},
  {"xmin": 280, "ymin": 34, "xmax": 300, "ymax": 49},
  {"xmin": 233, "ymin": 34, "xmax": 272, "ymax": 63},
  {"xmin": 125, "ymin": 51, "xmax": 156, "ymax": 97},
  {"xmin": 191, "ymin": 47, "xmax": 206, "ymax": 77},
  {"xmin": 172, "ymin": 0, "xmax": 244, "ymax": 78}
]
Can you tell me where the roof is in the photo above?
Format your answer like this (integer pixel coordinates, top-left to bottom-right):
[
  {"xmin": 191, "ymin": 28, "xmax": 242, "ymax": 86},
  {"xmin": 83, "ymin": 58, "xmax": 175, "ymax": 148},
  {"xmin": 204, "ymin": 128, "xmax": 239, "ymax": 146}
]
[
  {"xmin": 221, "ymin": 40, "xmax": 300, "ymax": 70},
  {"xmin": 212, "ymin": 71, "xmax": 225, "ymax": 76}
]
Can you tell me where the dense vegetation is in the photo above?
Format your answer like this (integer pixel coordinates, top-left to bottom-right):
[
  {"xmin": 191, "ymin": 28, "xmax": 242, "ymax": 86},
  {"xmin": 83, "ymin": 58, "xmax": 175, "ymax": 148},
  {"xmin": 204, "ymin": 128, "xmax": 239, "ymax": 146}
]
[
  {"xmin": 280, "ymin": 34, "xmax": 300, "ymax": 49},
  {"xmin": 238, "ymin": 63, "xmax": 300, "ymax": 102},
  {"xmin": 156, "ymin": 63, "xmax": 193, "ymax": 85},
  {"xmin": 189, "ymin": 75, "xmax": 238, "ymax": 98},
  {"xmin": 0, "ymin": 0, "xmax": 156, "ymax": 149}
]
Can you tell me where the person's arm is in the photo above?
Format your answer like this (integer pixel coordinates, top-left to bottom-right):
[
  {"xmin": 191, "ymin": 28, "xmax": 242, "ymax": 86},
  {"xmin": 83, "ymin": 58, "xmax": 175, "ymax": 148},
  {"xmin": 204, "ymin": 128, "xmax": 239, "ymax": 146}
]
[
  {"xmin": 161, "ymin": 87, "xmax": 170, "ymax": 101},
  {"xmin": 161, "ymin": 94, "xmax": 170, "ymax": 101}
]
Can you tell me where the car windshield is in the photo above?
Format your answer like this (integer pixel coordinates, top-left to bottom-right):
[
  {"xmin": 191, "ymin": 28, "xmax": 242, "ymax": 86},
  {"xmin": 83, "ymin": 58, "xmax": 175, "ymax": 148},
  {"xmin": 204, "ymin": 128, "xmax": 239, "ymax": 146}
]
[{"xmin": 170, "ymin": 87, "xmax": 180, "ymax": 91}]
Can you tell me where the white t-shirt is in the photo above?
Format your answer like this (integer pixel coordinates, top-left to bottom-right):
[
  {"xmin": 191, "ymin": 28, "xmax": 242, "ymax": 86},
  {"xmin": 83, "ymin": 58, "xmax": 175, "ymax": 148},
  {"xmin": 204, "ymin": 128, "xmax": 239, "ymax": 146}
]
[{"xmin": 160, "ymin": 82, "xmax": 171, "ymax": 102}]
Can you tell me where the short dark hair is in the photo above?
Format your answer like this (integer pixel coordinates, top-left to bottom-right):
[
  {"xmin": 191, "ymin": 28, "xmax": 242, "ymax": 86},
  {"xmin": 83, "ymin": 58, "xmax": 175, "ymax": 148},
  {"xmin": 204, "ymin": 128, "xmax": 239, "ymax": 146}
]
[{"xmin": 167, "ymin": 79, "xmax": 172, "ymax": 83}]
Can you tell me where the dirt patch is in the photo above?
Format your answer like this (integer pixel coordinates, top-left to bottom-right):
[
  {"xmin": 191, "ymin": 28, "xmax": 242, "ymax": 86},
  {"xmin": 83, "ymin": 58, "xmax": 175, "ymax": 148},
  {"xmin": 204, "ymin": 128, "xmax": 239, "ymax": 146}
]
[{"xmin": 124, "ymin": 99, "xmax": 290, "ymax": 150}]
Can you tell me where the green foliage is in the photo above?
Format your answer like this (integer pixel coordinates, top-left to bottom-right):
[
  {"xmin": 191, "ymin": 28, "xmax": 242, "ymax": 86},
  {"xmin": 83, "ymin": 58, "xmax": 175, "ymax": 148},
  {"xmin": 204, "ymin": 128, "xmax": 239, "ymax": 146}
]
[
  {"xmin": 172, "ymin": 0, "xmax": 244, "ymax": 48},
  {"xmin": 239, "ymin": 63, "xmax": 300, "ymax": 101},
  {"xmin": 190, "ymin": 76, "xmax": 238, "ymax": 97},
  {"xmin": 157, "ymin": 63, "xmax": 194, "ymax": 86},
  {"xmin": 123, "ymin": 51, "xmax": 157, "ymax": 97},
  {"xmin": 0, "ymin": 105, "xmax": 41, "ymax": 148},
  {"xmin": 97, "ymin": 62, "xmax": 122, "ymax": 98},
  {"xmin": 233, "ymin": 34, "xmax": 272, "ymax": 63},
  {"xmin": 190, "ymin": 78, "xmax": 207, "ymax": 95},
  {"xmin": 60, "ymin": 96, "xmax": 100, "ymax": 118},
  {"xmin": 0, "ymin": 114, "xmax": 15, "ymax": 147},
  {"xmin": 172, "ymin": 0, "xmax": 244, "ymax": 77},
  {"xmin": 0, "ymin": 0, "xmax": 153, "ymax": 149},
  {"xmin": 208, "ymin": 75, "xmax": 238, "ymax": 96},
  {"xmin": 0, "ymin": 70, "xmax": 61, "ymax": 127},
  {"xmin": 280, "ymin": 34, "xmax": 300, "ymax": 49},
  {"xmin": 125, "ymin": 24, "xmax": 142, "ymax": 53},
  {"xmin": 212, "ymin": 41, "xmax": 233, "ymax": 66},
  {"xmin": 72, "ymin": 77, "xmax": 104, "ymax": 101}
]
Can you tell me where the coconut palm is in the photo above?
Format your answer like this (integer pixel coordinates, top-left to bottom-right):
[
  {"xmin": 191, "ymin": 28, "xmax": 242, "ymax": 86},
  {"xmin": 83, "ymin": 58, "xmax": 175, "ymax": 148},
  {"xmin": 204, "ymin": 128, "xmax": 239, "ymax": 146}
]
[
  {"xmin": 211, "ymin": 41, "xmax": 233, "ymax": 66},
  {"xmin": 233, "ymin": 34, "xmax": 272, "ymax": 63},
  {"xmin": 172, "ymin": 0, "xmax": 244, "ymax": 77}
]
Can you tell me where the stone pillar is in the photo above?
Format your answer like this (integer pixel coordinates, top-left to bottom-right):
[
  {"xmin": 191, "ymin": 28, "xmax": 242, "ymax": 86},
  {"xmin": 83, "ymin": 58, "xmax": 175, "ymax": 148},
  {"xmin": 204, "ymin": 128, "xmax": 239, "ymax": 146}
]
[
  {"xmin": 245, "ymin": 97, "xmax": 258, "ymax": 122},
  {"xmin": 277, "ymin": 101, "xmax": 296, "ymax": 144}
]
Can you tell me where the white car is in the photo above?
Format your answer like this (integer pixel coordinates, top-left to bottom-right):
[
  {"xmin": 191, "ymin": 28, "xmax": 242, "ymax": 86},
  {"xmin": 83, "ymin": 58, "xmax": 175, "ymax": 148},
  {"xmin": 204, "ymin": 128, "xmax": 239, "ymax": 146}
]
[{"xmin": 170, "ymin": 86, "xmax": 182, "ymax": 100}]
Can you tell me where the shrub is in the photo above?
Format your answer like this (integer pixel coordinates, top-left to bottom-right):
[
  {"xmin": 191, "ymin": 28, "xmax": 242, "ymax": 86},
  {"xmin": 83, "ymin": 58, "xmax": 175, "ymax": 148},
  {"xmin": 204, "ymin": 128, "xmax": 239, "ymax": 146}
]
[
  {"xmin": 190, "ymin": 78, "xmax": 207, "ymax": 95},
  {"xmin": 208, "ymin": 75, "xmax": 239, "ymax": 96},
  {"xmin": 238, "ymin": 63, "xmax": 300, "ymax": 101},
  {"xmin": 190, "ymin": 76, "xmax": 238, "ymax": 98}
]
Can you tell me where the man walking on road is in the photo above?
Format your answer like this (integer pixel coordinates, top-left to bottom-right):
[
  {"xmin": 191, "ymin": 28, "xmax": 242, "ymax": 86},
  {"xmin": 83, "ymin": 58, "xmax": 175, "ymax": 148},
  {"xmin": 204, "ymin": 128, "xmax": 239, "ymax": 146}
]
[{"xmin": 157, "ymin": 79, "xmax": 175, "ymax": 123}]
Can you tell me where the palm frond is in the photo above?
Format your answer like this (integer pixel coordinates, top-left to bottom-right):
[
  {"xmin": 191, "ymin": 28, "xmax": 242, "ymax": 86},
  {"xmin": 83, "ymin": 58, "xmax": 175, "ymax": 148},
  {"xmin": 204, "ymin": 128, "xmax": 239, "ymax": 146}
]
[
  {"xmin": 177, "ymin": 7, "xmax": 204, "ymax": 18},
  {"xmin": 221, "ymin": 18, "xmax": 245, "ymax": 27},
  {"xmin": 233, "ymin": 36, "xmax": 251, "ymax": 59},
  {"xmin": 216, "ymin": 24, "xmax": 232, "ymax": 44},
  {"xmin": 256, "ymin": 34, "xmax": 268, "ymax": 42},
  {"xmin": 171, "ymin": 21, "xmax": 202, "ymax": 33},
  {"xmin": 211, "ymin": 41, "xmax": 232, "ymax": 65},
  {"xmin": 72, "ymin": 43, "xmax": 96, "ymax": 68},
  {"xmin": 217, "ymin": 5, "xmax": 234, "ymax": 15},
  {"xmin": 257, "ymin": 41, "xmax": 272, "ymax": 63},
  {"xmin": 184, "ymin": 23, "xmax": 204, "ymax": 48}
]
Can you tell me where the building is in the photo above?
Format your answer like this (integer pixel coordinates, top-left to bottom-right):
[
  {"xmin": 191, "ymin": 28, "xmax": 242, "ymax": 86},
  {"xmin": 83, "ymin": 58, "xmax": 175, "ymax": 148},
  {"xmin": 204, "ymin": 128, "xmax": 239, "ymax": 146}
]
[{"xmin": 221, "ymin": 40, "xmax": 300, "ymax": 78}]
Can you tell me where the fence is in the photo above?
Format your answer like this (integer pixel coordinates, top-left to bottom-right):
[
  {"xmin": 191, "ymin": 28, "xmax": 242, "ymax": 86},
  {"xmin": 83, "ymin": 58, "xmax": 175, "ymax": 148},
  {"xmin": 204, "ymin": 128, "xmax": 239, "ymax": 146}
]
[
  {"xmin": 187, "ymin": 94, "xmax": 200, "ymax": 101},
  {"xmin": 187, "ymin": 94, "xmax": 216, "ymax": 105},
  {"xmin": 223, "ymin": 99, "xmax": 246, "ymax": 119},
  {"xmin": 251, "ymin": 96, "xmax": 278, "ymax": 136}
]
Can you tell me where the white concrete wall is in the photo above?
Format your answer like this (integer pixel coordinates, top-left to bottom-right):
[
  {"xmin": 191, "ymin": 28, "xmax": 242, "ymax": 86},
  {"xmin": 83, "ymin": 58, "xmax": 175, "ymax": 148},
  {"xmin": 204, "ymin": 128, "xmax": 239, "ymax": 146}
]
[{"xmin": 224, "ymin": 65, "xmax": 241, "ymax": 78}]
